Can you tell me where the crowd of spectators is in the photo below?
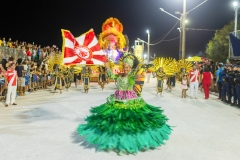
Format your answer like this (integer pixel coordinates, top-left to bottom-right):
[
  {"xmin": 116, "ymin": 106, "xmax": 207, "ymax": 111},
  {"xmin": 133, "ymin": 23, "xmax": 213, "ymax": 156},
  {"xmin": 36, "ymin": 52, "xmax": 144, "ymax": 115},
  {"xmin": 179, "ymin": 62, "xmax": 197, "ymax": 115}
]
[
  {"xmin": 0, "ymin": 37, "xmax": 62, "ymax": 106},
  {"xmin": 195, "ymin": 60, "xmax": 240, "ymax": 107},
  {"xmin": 0, "ymin": 37, "xmax": 61, "ymax": 61}
]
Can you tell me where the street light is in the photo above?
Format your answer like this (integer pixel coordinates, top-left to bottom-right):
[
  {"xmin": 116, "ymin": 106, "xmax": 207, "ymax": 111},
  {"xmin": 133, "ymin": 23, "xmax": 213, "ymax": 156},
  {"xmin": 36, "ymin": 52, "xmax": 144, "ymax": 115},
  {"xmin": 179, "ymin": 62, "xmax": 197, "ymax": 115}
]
[
  {"xmin": 131, "ymin": 46, "xmax": 135, "ymax": 54},
  {"xmin": 178, "ymin": 15, "xmax": 183, "ymax": 60},
  {"xmin": 160, "ymin": 8, "xmax": 183, "ymax": 60},
  {"xmin": 233, "ymin": 1, "xmax": 238, "ymax": 7},
  {"xmin": 144, "ymin": 54, "xmax": 147, "ymax": 60},
  {"xmin": 146, "ymin": 30, "xmax": 150, "ymax": 63},
  {"xmin": 233, "ymin": 1, "xmax": 240, "ymax": 36},
  {"xmin": 160, "ymin": 0, "xmax": 207, "ymax": 60}
]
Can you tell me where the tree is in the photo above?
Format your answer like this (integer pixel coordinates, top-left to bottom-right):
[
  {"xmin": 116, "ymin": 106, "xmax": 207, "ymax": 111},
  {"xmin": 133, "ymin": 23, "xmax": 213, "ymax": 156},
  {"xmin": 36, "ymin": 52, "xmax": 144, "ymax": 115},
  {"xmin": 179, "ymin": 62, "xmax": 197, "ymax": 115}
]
[{"xmin": 206, "ymin": 20, "xmax": 240, "ymax": 62}]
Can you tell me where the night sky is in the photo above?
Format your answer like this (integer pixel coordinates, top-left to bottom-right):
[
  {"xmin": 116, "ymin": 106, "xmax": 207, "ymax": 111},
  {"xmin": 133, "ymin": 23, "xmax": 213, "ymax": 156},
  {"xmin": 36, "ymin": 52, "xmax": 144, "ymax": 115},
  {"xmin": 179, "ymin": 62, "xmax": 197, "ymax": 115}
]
[{"xmin": 0, "ymin": 0, "xmax": 236, "ymax": 59}]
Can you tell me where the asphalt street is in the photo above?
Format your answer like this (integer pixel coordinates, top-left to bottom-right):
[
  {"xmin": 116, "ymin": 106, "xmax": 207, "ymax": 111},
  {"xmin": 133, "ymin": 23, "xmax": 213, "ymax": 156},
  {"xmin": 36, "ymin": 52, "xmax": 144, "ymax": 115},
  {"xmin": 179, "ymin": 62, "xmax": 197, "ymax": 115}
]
[{"xmin": 0, "ymin": 78, "xmax": 240, "ymax": 160}]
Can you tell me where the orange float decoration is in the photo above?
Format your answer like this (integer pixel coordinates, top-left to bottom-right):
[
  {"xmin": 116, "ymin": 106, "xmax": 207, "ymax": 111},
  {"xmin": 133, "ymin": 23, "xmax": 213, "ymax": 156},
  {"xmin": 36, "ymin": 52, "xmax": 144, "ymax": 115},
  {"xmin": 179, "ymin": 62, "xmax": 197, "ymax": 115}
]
[{"xmin": 99, "ymin": 17, "xmax": 129, "ymax": 64}]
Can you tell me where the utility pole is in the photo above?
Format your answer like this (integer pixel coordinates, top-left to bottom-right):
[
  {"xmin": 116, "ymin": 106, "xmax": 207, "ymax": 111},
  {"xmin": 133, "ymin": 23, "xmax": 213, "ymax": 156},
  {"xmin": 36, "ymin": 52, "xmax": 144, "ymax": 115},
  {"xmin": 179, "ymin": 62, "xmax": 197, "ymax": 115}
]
[
  {"xmin": 179, "ymin": 15, "xmax": 183, "ymax": 60},
  {"xmin": 182, "ymin": 0, "xmax": 187, "ymax": 60},
  {"xmin": 233, "ymin": 2, "xmax": 239, "ymax": 36},
  {"xmin": 160, "ymin": 0, "xmax": 207, "ymax": 60},
  {"xmin": 147, "ymin": 30, "xmax": 150, "ymax": 63}
]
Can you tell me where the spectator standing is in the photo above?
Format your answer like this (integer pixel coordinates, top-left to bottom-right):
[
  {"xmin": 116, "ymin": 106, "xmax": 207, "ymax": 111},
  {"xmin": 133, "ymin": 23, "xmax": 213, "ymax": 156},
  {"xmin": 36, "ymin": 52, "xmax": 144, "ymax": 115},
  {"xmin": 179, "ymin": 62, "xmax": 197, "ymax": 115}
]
[
  {"xmin": 23, "ymin": 60, "xmax": 30, "ymax": 94},
  {"xmin": 216, "ymin": 63, "xmax": 223, "ymax": 100},
  {"xmin": 15, "ymin": 40, "xmax": 19, "ymax": 48},
  {"xmin": 2, "ymin": 37, "xmax": 6, "ymax": 46},
  {"xmin": 0, "ymin": 63, "xmax": 7, "ymax": 97},
  {"xmin": 202, "ymin": 67, "xmax": 213, "ymax": 99},
  {"xmin": 227, "ymin": 65, "xmax": 236, "ymax": 104},
  {"xmin": 31, "ymin": 63, "xmax": 38, "ymax": 90},
  {"xmin": 32, "ymin": 46, "xmax": 37, "ymax": 61},
  {"xmin": 41, "ymin": 64, "xmax": 47, "ymax": 89},
  {"xmin": 5, "ymin": 62, "xmax": 18, "ymax": 107},
  {"xmin": 35, "ymin": 45, "xmax": 41, "ymax": 62},
  {"xmin": 181, "ymin": 75, "xmax": 188, "ymax": 98},
  {"xmin": 7, "ymin": 38, "xmax": 12, "ymax": 47},
  {"xmin": 221, "ymin": 65, "xmax": 228, "ymax": 102},
  {"xmin": 19, "ymin": 46, "xmax": 26, "ymax": 59},
  {"xmin": 26, "ymin": 47, "xmax": 31, "ymax": 61},
  {"xmin": 2, "ymin": 57, "xmax": 8, "ymax": 71},
  {"xmin": 15, "ymin": 58, "xmax": 25, "ymax": 96},
  {"xmin": 199, "ymin": 66, "xmax": 204, "ymax": 91},
  {"xmin": 188, "ymin": 65, "xmax": 200, "ymax": 99},
  {"xmin": 235, "ymin": 66, "xmax": 240, "ymax": 107}
]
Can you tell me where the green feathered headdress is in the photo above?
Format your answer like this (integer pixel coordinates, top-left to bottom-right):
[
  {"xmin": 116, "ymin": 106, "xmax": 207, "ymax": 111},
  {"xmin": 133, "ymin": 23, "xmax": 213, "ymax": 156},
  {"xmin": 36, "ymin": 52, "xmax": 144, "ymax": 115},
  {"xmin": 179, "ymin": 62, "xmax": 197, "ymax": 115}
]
[
  {"xmin": 119, "ymin": 53, "xmax": 139, "ymax": 69},
  {"xmin": 123, "ymin": 56, "xmax": 134, "ymax": 68}
]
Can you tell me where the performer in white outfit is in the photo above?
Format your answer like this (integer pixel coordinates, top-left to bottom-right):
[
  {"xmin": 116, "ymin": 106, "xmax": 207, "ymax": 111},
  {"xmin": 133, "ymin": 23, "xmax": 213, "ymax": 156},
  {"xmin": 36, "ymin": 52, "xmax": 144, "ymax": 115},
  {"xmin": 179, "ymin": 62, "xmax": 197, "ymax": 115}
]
[
  {"xmin": 5, "ymin": 63, "xmax": 18, "ymax": 107},
  {"xmin": 188, "ymin": 65, "xmax": 200, "ymax": 99}
]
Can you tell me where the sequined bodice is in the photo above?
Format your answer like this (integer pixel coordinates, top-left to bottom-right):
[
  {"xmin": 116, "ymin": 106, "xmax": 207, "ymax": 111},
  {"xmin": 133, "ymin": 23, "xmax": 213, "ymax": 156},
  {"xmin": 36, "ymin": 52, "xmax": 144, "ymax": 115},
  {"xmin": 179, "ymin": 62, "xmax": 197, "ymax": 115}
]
[{"xmin": 117, "ymin": 76, "xmax": 133, "ymax": 90}]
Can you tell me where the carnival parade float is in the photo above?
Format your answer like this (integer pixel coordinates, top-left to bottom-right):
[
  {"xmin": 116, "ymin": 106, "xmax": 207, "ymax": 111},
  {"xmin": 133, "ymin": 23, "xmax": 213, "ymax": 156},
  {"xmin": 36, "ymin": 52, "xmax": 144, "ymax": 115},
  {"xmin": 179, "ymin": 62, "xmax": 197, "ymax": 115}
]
[
  {"xmin": 61, "ymin": 17, "xmax": 132, "ymax": 82},
  {"xmin": 99, "ymin": 17, "xmax": 128, "ymax": 63}
]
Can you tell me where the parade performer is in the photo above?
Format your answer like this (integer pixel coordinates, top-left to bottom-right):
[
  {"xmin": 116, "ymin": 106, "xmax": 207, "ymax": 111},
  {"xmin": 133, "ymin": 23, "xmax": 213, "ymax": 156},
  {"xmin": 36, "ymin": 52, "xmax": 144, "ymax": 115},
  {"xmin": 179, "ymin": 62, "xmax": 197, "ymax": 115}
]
[
  {"xmin": 82, "ymin": 66, "xmax": 92, "ymax": 93},
  {"xmin": 152, "ymin": 57, "xmax": 176, "ymax": 95},
  {"xmin": 72, "ymin": 66, "xmax": 82, "ymax": 88},
  {"xmin": 47, "ymin": 52, "xmax": 66, "ymax": 93},
  {"xmin": 74, "ymin": 72, "xmax": 81, "ymax": 88},
  {"xmin": 155, "ymin": 67, "xmax": 166, "ymax": 95},
  {"xmin": 53, "ymin": 65, "xmax": 64, "ymax": 94},
  {"xmin": 98, "ymin": 66, "xmax": 107, "ymax": 90},
  {"xmin": 177, "ymin": 59, "xmax": 192, "ymax": 82},
  {"xmin": 63, "ymin": 66, "xmax": 72, "ymax": 91},
  {"xmin": 133, "ymin": 64, "xmax": 147, "ymax": 96},
  {"xmin": 77, "ymin": 54, "xmax": 172, "ymax": 154},
  {"xmin": 166, "ymin": 75, "xmax": 172, "ymax": 92},
  {"xmin": 166, "ymin": 60, "xmax": 178, "ymax": 91}
]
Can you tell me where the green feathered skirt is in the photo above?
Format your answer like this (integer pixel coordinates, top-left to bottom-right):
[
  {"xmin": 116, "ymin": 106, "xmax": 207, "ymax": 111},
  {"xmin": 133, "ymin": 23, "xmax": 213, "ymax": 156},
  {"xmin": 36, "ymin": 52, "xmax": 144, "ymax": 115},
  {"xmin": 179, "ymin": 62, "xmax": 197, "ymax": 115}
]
[{"xmin": 77, "ymin": 95, "xmax": 172, "ymax": 153}]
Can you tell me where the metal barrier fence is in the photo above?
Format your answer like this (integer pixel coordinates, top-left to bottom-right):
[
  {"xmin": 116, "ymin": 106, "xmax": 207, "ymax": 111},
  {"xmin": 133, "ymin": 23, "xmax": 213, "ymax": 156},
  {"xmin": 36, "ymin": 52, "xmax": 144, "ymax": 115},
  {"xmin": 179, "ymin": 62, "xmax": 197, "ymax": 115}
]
[{"xmin": 0, "ymin": 46, "xmax": 27, "ymax": 61}]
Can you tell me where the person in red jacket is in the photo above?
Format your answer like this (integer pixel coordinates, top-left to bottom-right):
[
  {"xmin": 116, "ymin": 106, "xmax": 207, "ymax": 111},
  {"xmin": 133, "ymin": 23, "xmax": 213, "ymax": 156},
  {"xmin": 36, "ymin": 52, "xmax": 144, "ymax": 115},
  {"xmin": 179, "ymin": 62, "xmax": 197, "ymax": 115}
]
[
  {"xmin": 26, "ymin": 47, "xmax": 32, "ymax": 61},
  {"xmin": 202, "ymin": 67, "xmax": 213, "ymax": 99}
]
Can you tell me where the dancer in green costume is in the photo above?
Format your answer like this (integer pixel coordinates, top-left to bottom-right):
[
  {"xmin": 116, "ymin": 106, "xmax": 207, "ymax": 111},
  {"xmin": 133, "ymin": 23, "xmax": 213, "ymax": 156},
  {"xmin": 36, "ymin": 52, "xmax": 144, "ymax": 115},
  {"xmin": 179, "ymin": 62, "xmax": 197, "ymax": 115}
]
[{"xmin": 77, "ymin": 54, "xmax": 172, "ymax": 154}]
